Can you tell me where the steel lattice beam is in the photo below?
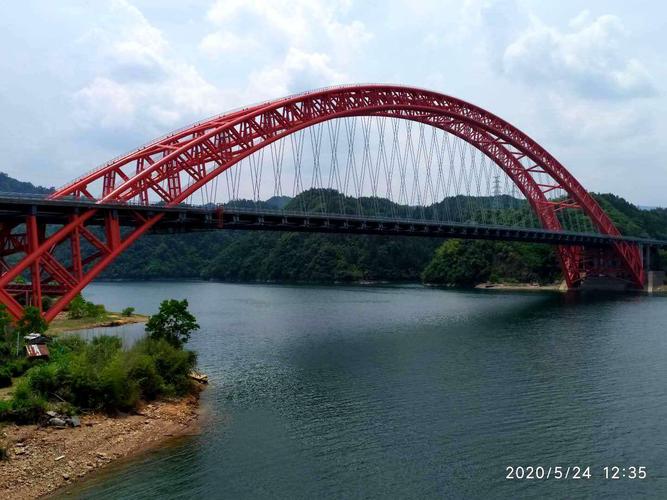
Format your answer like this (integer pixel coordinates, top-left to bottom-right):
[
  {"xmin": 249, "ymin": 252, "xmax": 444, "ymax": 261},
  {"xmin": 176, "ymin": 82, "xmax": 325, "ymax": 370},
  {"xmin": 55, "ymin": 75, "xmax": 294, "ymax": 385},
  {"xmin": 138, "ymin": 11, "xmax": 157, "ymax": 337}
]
[{"xmin": 0, "ymin": 84, "xmax": 643, "ymax": 321}]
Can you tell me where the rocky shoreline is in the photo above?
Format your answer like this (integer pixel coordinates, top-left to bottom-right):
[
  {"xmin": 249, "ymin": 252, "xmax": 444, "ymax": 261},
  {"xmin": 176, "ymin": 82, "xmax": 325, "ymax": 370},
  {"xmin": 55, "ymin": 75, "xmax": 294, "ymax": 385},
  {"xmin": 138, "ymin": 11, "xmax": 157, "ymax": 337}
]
[{"xmin": 0, "ymin": 393, "xmax": 201, "ymax": 499}]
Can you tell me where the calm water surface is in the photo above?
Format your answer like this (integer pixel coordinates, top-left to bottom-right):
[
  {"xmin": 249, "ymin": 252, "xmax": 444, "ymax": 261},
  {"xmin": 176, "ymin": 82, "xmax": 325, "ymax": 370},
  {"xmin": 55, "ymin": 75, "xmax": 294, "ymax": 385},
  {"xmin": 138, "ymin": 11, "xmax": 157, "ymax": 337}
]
[{"xmin": 57, "ymin": 282, "xmax": 667, "ymax": 499}]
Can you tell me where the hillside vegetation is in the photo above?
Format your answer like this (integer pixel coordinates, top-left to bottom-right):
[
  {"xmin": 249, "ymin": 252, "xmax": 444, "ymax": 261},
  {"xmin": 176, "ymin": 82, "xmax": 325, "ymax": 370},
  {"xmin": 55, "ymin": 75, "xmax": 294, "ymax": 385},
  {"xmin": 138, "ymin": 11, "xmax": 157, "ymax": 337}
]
[{"xmin": 2, "ymin": 172, "xmax": 665, "ymax": 286}]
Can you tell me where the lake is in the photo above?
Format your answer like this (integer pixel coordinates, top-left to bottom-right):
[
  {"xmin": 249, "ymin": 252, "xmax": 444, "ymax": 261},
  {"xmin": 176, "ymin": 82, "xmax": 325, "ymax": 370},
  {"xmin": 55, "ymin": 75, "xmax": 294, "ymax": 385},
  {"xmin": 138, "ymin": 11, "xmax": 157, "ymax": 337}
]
[{"xmin": 59, "ymin": 282, "xmax": 667, "ymax": 499}]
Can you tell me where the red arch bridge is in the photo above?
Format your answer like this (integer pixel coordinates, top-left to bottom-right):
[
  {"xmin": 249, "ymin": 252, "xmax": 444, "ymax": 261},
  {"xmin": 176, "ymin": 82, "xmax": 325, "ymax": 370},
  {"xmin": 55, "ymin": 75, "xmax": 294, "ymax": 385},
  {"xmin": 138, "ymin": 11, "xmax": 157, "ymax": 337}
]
[{"xmin": 0, "ymin": 84, "xmax": 665, "ymax": 321}]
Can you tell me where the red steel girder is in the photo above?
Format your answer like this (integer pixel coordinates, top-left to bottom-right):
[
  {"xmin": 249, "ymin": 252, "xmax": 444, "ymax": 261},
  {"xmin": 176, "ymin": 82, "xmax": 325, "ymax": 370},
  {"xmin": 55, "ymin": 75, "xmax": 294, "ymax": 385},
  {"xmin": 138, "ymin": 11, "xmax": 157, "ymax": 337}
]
[{"xmin": 0, "ymin": 84, "xmax": 637, "ymax": 322}]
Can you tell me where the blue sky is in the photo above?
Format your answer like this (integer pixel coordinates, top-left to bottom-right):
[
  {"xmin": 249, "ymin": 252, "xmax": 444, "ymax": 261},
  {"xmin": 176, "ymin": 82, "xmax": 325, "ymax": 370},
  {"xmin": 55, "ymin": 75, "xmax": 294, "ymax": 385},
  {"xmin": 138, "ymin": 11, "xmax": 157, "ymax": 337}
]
[{"xmin": 0, "ymin": 0, "xmax": 665, "ymax": 205}]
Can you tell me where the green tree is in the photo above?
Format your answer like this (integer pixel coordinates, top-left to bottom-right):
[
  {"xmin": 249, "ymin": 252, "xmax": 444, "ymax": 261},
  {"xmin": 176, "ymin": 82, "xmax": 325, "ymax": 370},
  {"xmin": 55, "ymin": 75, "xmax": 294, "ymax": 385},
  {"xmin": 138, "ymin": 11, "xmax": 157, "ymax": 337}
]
[
  {"xmin": 121, "ymin": 307, "xmax": 135, "ymax": 317},
  {"xmin": 145, "ymin": 299, "xmax": 199, "ymax": 348},
  {"xmin": 67, "ymin": 294, "xmax": 106, "ymax": 320},
  {"xmin": 84, "ymin": 301, "xmax": 106, "ymax": 320},
  {"xmin": 422, "ymin": 240, "xmax": 492, "ymax": 286},
  {"xmin": 16, "ymin": 306, "xmax": 47, "ymax": 335},
  {"xmin": 67, "ymin": 294, "xmax": 87, "ymax": 319}
]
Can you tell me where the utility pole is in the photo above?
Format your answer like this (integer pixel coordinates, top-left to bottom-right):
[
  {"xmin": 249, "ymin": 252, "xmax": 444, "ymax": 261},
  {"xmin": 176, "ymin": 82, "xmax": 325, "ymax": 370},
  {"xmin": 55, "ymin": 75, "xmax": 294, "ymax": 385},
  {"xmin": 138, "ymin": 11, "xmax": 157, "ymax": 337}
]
[
  {"xmin": 493, "ymin": 175, "xmax": 501, "ymax": 198},
  {"xmin": 493, "ymin": 175, "xmax": 501, "ymax": 211}
]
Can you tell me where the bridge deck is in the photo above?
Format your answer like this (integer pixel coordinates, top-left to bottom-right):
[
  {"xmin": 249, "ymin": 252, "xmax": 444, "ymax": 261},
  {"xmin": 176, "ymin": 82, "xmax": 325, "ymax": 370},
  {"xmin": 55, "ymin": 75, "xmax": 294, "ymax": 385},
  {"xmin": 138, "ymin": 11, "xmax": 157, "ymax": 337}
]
[{"xmin": 0, "ymin": 194, "xmax": 665, "ymax": 248}]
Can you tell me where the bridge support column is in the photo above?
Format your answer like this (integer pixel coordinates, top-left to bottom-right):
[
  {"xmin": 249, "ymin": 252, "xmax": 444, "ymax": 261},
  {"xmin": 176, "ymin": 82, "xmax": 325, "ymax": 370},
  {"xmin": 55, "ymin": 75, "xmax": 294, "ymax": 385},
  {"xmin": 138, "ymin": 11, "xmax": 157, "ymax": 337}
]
[
  {"xmin": 642, "ymin": 244, "xmax": 664, "ymax": 292},
  {"xmin": 26, "ymin": 212, "xmax": 42, "ymax": 309},
  {"xmin": 645, "ymin": 271, "xmax": 665, "ymax": 292}
]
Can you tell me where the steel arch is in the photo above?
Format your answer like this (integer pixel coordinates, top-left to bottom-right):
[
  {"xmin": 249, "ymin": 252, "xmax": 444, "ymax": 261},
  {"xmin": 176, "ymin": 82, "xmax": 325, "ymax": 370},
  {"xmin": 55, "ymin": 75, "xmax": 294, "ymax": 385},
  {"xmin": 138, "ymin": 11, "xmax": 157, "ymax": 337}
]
[
  {"xmin": 52, "ymin": 85, "xmax": 640, "ymax": 283},
  {"xmin": 0, "ymin": 84, "xmax": 641, "ymax": 320}
]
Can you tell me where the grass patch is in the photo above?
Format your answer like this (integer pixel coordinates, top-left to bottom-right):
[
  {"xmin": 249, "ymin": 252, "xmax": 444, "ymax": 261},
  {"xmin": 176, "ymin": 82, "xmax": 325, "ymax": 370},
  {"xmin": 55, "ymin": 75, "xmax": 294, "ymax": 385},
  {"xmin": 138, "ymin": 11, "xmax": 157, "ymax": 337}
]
[{"xmin": 46, "ymin": 311, "xmax": 149, "ymax": 335}]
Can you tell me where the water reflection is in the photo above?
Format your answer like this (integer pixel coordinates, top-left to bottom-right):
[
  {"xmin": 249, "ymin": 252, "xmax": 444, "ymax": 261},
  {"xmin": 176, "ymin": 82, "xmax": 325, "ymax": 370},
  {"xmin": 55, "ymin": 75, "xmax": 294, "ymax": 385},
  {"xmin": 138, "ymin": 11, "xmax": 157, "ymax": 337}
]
[{"xmin": 59, "ymin": 282, "xmax": 667, "ymax": 499}]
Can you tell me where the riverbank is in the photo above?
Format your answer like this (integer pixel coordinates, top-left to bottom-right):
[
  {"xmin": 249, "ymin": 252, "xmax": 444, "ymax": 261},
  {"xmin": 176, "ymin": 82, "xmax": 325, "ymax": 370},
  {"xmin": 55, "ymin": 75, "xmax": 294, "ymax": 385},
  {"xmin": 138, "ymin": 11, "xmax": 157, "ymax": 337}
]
[
  {"xmin": 46, "ymin": 311, "xmax": 148, "ymax": 335},
  {"xmin": 474, "ymin": 281, "xmax": 566, "ymax": 292},
  {"xmin": 0, "ymin": 391, "xmax": 202, "ymax": 499}
]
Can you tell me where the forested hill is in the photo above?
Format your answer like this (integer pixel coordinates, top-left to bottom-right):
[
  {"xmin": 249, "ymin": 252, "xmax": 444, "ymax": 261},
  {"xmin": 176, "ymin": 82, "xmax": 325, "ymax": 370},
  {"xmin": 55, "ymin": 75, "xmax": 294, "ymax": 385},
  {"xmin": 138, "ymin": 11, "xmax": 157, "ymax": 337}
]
[
  {"xmin": 0, "ymin": 172, "xmax": 53, "ymax": 195},
  {"xmin": 98, "ymin": 189, "xmax": 667, "ymax": 285},
  {"xmin": 1, "ymin": 172, "xmax": 665, "ymax": 285}
]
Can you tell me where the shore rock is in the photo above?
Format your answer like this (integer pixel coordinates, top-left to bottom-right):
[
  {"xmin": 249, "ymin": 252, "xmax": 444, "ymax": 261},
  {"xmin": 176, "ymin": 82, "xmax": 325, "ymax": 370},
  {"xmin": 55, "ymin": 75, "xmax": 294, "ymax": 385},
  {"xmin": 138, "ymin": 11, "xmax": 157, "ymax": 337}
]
[{"xmin": 47, "ymin": 417, "xmax": 67, "ymax": 427}]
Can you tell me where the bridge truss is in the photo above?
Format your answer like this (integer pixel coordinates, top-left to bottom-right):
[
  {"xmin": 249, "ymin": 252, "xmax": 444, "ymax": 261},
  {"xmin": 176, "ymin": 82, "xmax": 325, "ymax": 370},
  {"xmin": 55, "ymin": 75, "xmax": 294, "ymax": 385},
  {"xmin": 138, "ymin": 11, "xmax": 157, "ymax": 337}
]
[{"xmin": 0, "ymin": 85, "xmax": 649, "ymax": 320}]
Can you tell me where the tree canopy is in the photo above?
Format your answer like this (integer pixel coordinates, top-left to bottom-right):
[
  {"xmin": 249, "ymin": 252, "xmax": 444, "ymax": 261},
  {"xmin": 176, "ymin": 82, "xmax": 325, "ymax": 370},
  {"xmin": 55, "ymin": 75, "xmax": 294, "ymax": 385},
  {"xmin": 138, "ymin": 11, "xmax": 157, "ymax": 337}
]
[
  {"xmin": 16, "ymin": 306, "xmax": 47, "ymax": 336},
  {"xmin": 145, "ymin": 299, "xmax": 199, "ymax": 348}
]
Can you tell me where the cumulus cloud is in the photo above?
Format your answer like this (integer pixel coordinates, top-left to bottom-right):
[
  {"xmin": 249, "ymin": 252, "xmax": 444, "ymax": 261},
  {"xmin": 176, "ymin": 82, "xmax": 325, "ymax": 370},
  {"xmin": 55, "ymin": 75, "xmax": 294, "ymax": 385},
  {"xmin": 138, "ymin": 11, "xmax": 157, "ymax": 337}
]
[
  {"xmin": 503, "ymin": 12, "xmax": 656, "ymax": 99},
  {"xmin": 73, "ymin": 77, "xmax": 135, "ymax": 128},
  {"xmin": 72, "ymin": 0, "xmax": 229, "ymax": 136},
  {"xmin": 248, "ymin": 48, "xmax": 347, "ymax": 98},
  {"xmin": 200, "ymin": 0, "xmax": 372, "ymax": 96}
]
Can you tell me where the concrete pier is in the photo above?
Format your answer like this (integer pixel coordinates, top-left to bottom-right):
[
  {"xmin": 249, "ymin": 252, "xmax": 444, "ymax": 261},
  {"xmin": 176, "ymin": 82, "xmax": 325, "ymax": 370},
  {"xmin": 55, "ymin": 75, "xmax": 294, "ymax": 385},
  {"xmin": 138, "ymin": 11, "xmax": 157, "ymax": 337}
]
[{"xmin": 645, "ymin": 270, "xmax": 665, "ymax": 293}]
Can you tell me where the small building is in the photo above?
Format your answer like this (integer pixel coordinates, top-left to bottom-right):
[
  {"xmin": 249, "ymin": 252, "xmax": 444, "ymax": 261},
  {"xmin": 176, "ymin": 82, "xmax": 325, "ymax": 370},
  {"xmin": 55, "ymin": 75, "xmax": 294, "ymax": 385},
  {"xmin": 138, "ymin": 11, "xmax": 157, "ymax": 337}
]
[{"xmin": 25, "ymin": 344, "xmax": 49, "ymax": 359}]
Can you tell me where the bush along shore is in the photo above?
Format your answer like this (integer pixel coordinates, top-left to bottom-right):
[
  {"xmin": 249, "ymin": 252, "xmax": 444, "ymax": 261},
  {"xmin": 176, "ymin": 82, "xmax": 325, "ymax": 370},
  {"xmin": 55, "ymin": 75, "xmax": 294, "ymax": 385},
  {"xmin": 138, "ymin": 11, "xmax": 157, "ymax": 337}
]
[{"xmin": 0, "ymin": 297, "xmax": 205, "ymax": 499}]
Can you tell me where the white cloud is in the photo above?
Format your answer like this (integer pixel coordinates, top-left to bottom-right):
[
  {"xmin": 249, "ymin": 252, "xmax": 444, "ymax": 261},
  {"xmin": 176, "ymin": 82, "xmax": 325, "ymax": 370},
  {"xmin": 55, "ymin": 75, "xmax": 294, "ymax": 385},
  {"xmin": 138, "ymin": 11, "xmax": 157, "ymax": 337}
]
[
  {"xmin": 543, "ymin": 93, "xmax": 654, "ymax": 142},
  {"xmin": 72, "ymin": 0, "xmax": 230, "ymax": 135},
  {"xmin": 201, "ymin": 0, "xmax": 371, "ymax": 93},
  {"xmin": 503, "ymin": 12, "xmax": 656, "ymax": 99},
  {"xmin": 73, "ymin": 77, "xmax": 135, "ymax": 128},
  {"xmin": 205, "ymin": 0, "xmax": 348, "ymax": 47},
  {"xmin": 248, "ymin": 48, "xmax": 348, "ymax": 99},
  {"xmin": 199, "ymin": 31, "xmax": 257, "ymax": 57},
  {"xmin": 1, "ymin": 0, "xmax": 666, "ymax": 204}
]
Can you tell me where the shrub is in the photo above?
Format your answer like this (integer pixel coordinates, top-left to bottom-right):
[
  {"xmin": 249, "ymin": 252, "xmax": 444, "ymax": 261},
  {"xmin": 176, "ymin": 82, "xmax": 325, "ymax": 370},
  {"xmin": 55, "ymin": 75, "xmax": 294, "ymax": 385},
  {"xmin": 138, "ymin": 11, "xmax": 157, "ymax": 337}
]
[
  {"xmin": 49, "ymin": 336, "xmax": 86, "ymax": 359},
  {"xmin": 67, "ymin": 294, "xmax": 87, "ymax": 319},
  {"xmin": 127, "ymin": 352, "xmax": 164, "ymax": 400},
  {"xmin": 16, "ymin": 306, "xmax": 47, "ymax": 335},
  {"xmin": 0, "ymin": 341, "xmax": 10, "ymax": 358},
  {"xmin": 98, "ymin": 355, "xmax": 140, "ymax": 411},
  {"xmin": 0, "ymin": 399, "xmax": 11, "ymax": 420},
  {"xmin": 121, "ymin": 307, "xmax": 135, "ymax": 317},
  {"xmin": 25, "ymin": 362, "xmax": 61, "ymax": 395},
  {"xmin": 68, "ymin": 294, "xmax": 107, "ymax": 320},
  {"xmin": 87, "ymin": 335, "xmax": 123, "ymax": 364},
  {"xmin": 85, "ymin": 302, "xmax": 106, "ymax": 320},
  {"xmin": 1, "ymin": 332, "xmax": 198, "ymax": 421},
  {"xmin": 135, "ymin": 338, "xmax": 196, "ymax": 395},
  {"xmin": 8, "ymin": 380, "xmax": 47, "ymax": 423},
  {"xmin": 0, "ymin": 366, "xmax": 12, "ymax": 388},
  {"xmin": 65, "ymin": 337, "xmax": 127, "ymax": 410},
  {"xmin": 8, "ymin": 358, "xmax": 30, "ymax": 377}
]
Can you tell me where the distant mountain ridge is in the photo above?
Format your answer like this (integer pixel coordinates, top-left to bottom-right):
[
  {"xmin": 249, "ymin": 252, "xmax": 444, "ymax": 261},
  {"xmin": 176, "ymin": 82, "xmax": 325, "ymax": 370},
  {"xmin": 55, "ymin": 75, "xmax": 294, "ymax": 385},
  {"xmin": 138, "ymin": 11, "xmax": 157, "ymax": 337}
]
[{"xmin": 0, "ymin": 172, "xmax": 53, "ymax": 195}]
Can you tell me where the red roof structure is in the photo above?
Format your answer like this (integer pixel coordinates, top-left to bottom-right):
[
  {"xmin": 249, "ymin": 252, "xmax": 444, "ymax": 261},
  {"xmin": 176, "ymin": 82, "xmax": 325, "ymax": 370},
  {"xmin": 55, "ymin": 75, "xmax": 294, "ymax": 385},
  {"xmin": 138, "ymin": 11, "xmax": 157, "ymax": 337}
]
[{"xmin": 25, "ymin": 344, "xmax": 49, "ymax": 358}]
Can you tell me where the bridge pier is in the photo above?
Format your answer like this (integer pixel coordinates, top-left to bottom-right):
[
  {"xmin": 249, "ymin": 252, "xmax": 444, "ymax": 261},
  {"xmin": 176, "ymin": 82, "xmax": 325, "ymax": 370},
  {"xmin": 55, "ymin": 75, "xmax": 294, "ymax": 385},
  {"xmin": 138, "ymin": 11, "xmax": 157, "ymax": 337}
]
[{"xmin": 641, "ymin": 244, "xmax": 664, "ymax": 292}]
